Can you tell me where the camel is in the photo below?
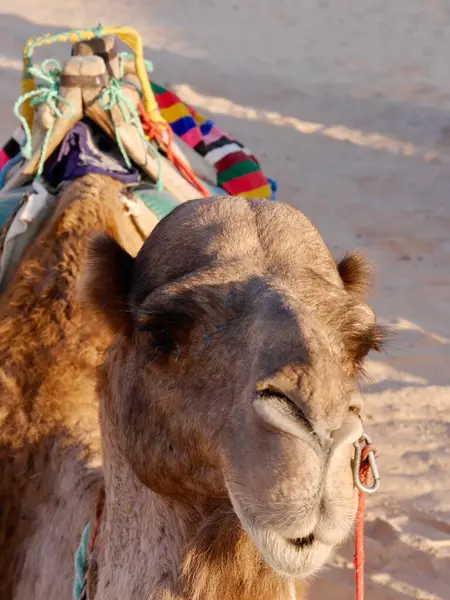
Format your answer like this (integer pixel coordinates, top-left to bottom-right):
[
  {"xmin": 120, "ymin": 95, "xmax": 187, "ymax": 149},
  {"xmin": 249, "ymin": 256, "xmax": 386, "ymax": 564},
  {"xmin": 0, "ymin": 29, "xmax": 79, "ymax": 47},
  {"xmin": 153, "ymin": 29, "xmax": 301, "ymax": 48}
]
[
  {"xmin": 0, "ymin": 174, "xmax": 384, "ymax": 600},
  {"xmin": 0, "ymin": 174, "xmax": 148, "ymax": 599}
]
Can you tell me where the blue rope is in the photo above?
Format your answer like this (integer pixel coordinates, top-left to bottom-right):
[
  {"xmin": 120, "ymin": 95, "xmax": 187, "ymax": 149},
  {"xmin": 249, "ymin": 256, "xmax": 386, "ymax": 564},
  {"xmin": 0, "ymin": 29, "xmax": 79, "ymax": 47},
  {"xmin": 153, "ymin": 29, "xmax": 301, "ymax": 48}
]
[
  {"xmin": 13, "ymin": 59, "xmax": 74, "ymax": 181},
  {"xmin": 92, "ymin": 23, "xmax": 104, "ymax": 38},
  {"xmin": 267, "ymin": 177, "xmax": 278, "ymax": 200},
  {"xmin": 0, "ymin": 152, "xmax": 23, "ymax": 189},
  {"xmin": 118, "ymin": 51, "xmax": 153, "ymax": 79},
  {"xmin": 73, "ymin": 523, "xmax": 90, "ymax": 600},
  {"xmin": 98, "ymin": 78, "xmax": 163, "ymax": 191}
]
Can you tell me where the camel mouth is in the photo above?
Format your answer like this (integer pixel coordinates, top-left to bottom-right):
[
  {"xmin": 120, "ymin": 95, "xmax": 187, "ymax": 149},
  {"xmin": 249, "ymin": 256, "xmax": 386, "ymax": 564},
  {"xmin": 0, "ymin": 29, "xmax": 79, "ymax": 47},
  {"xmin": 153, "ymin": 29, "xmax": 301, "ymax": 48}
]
[
  {"xmin": 226, "ymin": 391, "xmax": 362, "ymax": 579},
  {"xmin": 289, "ymin": 533, "xmax": 315, "ymax": 549},
  {"xmin": 248, "ymin": 520, "xmax": 332, "ymax": 579},
  {"xmin": 227, "ymin": 488, "xmax": 334, "ymax": 579}
]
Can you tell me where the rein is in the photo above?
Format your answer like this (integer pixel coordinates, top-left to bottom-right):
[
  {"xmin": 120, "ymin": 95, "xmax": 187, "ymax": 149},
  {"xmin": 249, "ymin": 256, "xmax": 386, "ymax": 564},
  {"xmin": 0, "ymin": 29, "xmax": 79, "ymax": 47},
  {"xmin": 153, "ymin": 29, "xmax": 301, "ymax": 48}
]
[
  {"xmin": 353, "ymin": 432, "xmax": 380, "ymax": 600},
  {"xmin": 73, "ymin": 488, "xmax": 104, "ymax": 600}
]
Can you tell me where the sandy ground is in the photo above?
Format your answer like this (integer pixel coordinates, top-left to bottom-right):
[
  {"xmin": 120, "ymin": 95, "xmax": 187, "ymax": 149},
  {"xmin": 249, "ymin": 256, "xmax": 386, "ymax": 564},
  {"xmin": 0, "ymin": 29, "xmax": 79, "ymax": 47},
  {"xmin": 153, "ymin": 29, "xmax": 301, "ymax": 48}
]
[{"xmin": 0, "ymin": 2, "xmax": 449, "ymax": 598}]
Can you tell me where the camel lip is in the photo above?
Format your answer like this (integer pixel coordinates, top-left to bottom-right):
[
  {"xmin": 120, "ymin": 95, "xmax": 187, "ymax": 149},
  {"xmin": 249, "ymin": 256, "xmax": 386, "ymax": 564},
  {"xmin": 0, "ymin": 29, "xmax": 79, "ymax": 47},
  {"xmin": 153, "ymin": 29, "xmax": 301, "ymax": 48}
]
[
  {"xmin": 227, "ymin": 488, "xmax": 337, "ymax": 579},
  {"xmin": 257, "ymin": 527, "xmax": 333, "ymax": 579},
  {"xmin": 288, "ymin": 532, "xmax": 315, "ymax": 549}
]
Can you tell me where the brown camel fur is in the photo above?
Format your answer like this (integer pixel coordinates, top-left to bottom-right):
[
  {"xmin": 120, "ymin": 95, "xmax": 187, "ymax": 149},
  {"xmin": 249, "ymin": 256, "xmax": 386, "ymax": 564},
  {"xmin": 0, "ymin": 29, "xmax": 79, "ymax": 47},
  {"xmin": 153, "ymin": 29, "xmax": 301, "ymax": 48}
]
[
  {"xmin": 0, "ymin": 174, "xmax": 146, "ymax": 600},
  {"xmin": 0, "ymin": 180, "xmax": 384, "ymax": 600}
]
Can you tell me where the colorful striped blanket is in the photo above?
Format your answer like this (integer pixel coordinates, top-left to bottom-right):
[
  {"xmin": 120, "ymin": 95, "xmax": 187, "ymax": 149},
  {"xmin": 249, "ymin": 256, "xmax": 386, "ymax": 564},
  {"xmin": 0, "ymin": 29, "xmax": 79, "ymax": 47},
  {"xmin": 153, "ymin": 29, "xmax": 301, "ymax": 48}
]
[{"xmin": 151, "ymin": 82, "xmax": 275, "ymax": 199}]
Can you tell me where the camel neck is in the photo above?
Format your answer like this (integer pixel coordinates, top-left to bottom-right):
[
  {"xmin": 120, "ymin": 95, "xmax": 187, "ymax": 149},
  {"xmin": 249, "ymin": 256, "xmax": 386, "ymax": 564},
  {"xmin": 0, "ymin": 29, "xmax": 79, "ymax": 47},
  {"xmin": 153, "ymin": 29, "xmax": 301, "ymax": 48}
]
[
  {"xmin": 96, "ymin": 452, "xmax": 197, "ymax": 599},
  {"xmin": 94, "ymin": 451, "xmax": 301, "ymax": 600}
]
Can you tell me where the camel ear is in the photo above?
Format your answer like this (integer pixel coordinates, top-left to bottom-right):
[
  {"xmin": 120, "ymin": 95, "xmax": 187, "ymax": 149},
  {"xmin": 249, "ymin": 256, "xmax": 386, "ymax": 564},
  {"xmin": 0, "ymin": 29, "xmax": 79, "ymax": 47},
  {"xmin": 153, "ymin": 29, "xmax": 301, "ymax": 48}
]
[
  {"xmin": 337, "ymin": 251, "xmax": 374, "ymax": 300},
  {"xmin": 79, "ymin": 234, "xmax": 134, "ymax": 331}
]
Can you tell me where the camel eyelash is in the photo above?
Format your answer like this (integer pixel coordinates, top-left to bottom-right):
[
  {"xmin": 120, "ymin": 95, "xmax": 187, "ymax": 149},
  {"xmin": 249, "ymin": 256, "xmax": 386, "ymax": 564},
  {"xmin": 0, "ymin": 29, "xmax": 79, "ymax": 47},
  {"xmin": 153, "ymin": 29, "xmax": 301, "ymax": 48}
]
[{"xmin": 136, "ymin": 309, "xmax": 195, "ymax": 356}]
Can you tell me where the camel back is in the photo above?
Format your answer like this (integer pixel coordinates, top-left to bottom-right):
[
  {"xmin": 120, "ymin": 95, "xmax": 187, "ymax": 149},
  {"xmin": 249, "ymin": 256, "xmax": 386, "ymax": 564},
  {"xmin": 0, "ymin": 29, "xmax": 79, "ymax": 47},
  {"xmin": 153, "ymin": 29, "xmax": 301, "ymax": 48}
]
[{"xmin": 0, "ymin": 25, "xmax": 276, "ymax": 290}]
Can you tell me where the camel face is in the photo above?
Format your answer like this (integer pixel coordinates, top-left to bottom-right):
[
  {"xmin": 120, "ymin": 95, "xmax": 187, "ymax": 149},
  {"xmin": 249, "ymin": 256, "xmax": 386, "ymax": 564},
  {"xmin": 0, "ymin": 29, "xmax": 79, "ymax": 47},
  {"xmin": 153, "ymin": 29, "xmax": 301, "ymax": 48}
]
[{"xmin": 85, "ymin": 195, "xmax": 383, "ymax": 581}]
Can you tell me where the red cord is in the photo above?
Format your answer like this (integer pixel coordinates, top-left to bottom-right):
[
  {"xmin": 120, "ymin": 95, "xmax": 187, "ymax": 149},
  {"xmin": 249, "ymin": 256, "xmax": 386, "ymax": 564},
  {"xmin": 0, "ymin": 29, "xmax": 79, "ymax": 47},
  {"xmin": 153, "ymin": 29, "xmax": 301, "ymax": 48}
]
[
  {"xmin": 354, "ymin": 490, "xmax": 366, "ymax": 600},
  {"xmin": 136, "ymin": 98, "xmax": 210, "ymax": 197},
  {"xmin": 88, "ymin": 511, "xmax": 103, "ymax": 554},
  {"xmin": 354, "ymin": 444, "xmax": 376, "ymax": 600}
]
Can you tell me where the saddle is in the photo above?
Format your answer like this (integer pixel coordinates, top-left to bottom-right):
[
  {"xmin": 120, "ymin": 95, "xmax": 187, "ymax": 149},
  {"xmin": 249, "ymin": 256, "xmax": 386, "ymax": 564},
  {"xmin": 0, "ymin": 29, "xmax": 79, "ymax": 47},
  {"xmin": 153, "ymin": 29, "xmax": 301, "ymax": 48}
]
[{"xmin": 0, "ymin": 25, "xmax": 275, "ymax": 290}]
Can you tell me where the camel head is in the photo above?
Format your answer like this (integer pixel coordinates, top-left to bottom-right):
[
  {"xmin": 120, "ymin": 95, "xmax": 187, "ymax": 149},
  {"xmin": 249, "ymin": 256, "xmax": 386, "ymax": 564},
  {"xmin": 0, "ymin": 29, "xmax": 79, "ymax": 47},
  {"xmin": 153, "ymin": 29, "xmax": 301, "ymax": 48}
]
[{"xmin": 84, "ymin": 196, "xmax": 384, "ymax": 581}]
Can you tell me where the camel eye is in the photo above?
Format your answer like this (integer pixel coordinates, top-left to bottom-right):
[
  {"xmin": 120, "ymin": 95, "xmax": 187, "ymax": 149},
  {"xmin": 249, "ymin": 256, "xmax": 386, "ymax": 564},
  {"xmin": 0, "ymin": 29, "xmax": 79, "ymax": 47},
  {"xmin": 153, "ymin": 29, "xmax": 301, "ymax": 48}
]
[
  {"xmin": 139, "ymin": 322, "xmax": 174, "ymax": 351},
  {"xmin": 138, "ymin": 311, "xmax": 193, "ymax": 354}
]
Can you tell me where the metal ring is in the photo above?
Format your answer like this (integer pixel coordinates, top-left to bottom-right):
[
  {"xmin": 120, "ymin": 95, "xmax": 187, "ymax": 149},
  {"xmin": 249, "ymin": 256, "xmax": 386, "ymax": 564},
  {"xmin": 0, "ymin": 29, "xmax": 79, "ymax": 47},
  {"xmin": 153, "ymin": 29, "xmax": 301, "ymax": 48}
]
[{"xmin": 353, "ymin": 432, "xmax": 381, "ymax": 494}]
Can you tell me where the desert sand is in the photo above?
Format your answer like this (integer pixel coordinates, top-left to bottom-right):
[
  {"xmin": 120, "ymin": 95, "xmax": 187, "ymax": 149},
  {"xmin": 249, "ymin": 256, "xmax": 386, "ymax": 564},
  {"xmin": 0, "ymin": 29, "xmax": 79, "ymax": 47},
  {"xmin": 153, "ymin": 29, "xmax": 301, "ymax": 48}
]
[{"xmin": 0, "ymin": 1, "xmax": 449, "ymax": 598}]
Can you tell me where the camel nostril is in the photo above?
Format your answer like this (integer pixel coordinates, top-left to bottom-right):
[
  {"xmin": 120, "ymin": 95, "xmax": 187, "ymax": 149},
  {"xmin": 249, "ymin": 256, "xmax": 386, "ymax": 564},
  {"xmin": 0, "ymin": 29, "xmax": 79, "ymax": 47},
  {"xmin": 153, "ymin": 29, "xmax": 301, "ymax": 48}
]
[
  {"xmin": 348, "ymin": 394, "xmax": 363, "ymax": 417},
  {"xmin": 257, "ymin": 388, "xmax": 314, "ymax": 434},
  {"xmin": 330, "ymin": 410, "xmax": 364, "ymax": 446},
  {"xmin": 349, "ymin": 405, "xmax": 361, "ymax": 417}
]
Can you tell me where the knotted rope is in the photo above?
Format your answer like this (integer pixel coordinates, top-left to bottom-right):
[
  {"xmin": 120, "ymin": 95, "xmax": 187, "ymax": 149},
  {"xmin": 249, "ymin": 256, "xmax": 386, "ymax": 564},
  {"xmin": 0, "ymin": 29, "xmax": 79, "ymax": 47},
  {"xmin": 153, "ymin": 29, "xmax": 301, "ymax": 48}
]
[
  {"xmin": 117, "ymin": 52, "xmax": 210, "ymax": 196},
  {"xmin": 73, "ymin": 488, "xmax": 104, "ymax": 600},
  {"xmin": 73, "ymin": 523, "xmax": 90, "ymax": 600},
  {"xmin": 14, "ymin": 59, "xmax": 73, "ymax": 180},
  {"xmin": 118, "ymin": 51, "xmax": 154, "ymax": 80},
  {"xmin": 138, "ymin": 101, "xmax": 210, "ymax": 196},
  {"xmin": 98, "ymin": 77, "xmax": 163, "ymax": 191},
  {"xmin": 20, "ymin": 25, "xmax": 159, "ymax": 130}
]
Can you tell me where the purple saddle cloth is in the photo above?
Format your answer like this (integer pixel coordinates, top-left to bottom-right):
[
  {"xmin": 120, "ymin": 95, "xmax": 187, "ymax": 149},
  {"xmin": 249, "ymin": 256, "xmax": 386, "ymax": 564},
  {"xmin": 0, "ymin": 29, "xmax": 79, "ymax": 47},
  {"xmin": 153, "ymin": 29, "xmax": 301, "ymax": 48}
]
[{"xmin": 43, "ymin": 119, "xmax": 140, "ymax": 188}]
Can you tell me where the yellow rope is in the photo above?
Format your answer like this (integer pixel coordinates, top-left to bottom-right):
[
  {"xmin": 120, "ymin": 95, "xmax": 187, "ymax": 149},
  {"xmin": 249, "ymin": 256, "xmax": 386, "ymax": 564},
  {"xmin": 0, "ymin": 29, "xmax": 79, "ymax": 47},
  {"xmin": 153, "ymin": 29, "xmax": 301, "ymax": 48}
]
[
  {"xmin": 20, "ymin": 25, "xmax": 161, "ymax": 132},
  {"xmin": 102, "ymin": 27, "xmax": 160, "ymax": 121}
]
